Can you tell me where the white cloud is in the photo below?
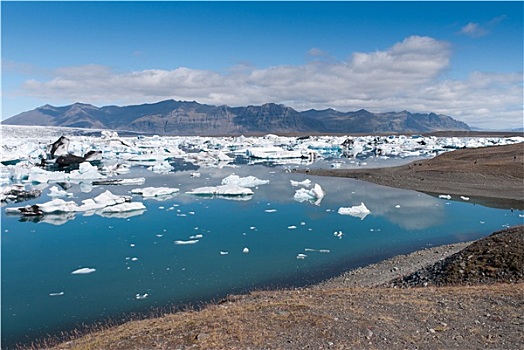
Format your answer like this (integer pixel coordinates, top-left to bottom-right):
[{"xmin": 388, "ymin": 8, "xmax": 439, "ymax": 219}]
[
  {"xmin": 459, "ymin": 15, "xmax": 507, "ymax": 38},
  {"xmin": 16, "ymin": 35, "xmax": 524, "ymax": 129},
  {"xmin": 460, "ymin": 22, "xmax": 488, "ymax": 37}
]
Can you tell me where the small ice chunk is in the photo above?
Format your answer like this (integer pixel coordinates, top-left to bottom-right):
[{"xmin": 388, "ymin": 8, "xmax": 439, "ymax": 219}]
[
  {"xmin": 242, "ymin": 247, "xmax": 250, "ymax": 253},
  {"xmin": 334, "ymin": 231, "xmax": 344, "ymax": 239},
  {"xmin": 135, "ymin": 293, "xmax": 149, "ymax": 300},
  {"xmin": 264, "ymin": 209, "xmax": 277, "ymax": 213},
  {"xmin": 71, "ymin": 267, "xmax": 96, "ymax": 274},
  {"xmin": 49, "ymin": 292, "xmax": 64, "ymax": 297},
  {"xmin": 338, "ymin": 202, "xmax": 371, "ymax": 220},
  {"xmin": 439, "ymin": 194, "xmax": 452, "ymax": 199},
  {"xmin": 290, "ymin": 179, "xmax": 311, "ymax": 187},
  {"xmin": 189, "ymin": 234, "xmax": 203, "ymax": 239},
  {"xmin": 48, "ymin": 186, "xmax": 73, "ymax": 198},
  {"xmin": 460, "ymin": 196, "xmax": 470, "ymax": 201},
  {"xmin": 296, "ymin": 254, "xmax": 307, "ymax": 259},
  {"xmin": 190, "ymin": 172, "xmax": 201, "ymax": 178},
  {"xmin": 220, "ymin": 251, "xmax": 229, "ymax": 255},
  {"xmin": 174, "ymin": 240, "xmax": 199, "ymax": 245},
  {"xmin": 287, "ymin": 225, "xmax": 297, "ymax": 229},
  {"xmin": 395, "ymin": 205, "xmax": 401, "ymax": 208}
]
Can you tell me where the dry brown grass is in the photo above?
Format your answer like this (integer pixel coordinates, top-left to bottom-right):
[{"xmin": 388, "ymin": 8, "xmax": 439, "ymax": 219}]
[{"xmin": 33, "ymin": 283, "xmax": 523, "ymax": 350}]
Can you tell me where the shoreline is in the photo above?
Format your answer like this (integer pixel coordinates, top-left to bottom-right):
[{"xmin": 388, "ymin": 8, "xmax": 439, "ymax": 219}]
[
  {"xmin": 301, "ymin": 143, "xmax": 524, "ymax": 209},
  {"xmin": 313, "ymin": 240, "xmax": 474, "ymax": 289}
]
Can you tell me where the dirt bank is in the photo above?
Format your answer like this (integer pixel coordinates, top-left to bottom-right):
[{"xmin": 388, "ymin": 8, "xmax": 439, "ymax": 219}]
[{"xmin": 302, "ymin": 143, "xmax": 524, "ymax": 209}]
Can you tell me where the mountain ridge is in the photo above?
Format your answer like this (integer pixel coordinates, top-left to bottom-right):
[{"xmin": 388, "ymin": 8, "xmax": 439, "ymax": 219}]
[{"xmin": 2, "ymin": 100, "xmax": 470, "ymax": 135}]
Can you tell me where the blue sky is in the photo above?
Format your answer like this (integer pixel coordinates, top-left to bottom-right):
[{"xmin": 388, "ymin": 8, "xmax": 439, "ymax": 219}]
[{"xmin": 2, "ymin": 1, "xmax": 523, "ymax": 129}]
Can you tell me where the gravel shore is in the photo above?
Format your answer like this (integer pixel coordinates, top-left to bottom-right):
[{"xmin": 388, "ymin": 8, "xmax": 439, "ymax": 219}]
[{"xmin": 315, "ymin": 241, "xmax": 473, "ymax": 289}]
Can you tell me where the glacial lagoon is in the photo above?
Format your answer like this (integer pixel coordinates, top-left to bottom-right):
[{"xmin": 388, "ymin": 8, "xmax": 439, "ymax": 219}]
[{"xmin": 1, "ymin": 129, "xmax": 523, "ymax": 347}]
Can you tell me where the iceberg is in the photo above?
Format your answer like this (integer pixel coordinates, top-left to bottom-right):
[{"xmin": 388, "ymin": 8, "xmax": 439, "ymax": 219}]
[
  {"xmin": 290, "ymin": 179, "xmax": 312, "ymax": 187},
  {"xmin": 174, "ymin": 240, "xmax": 199, "ymax": 245},
  {"xmin": 221, "ymin": 174, "xmax": 269, "ymax": 187},
  {"xmin": 92, "ymin": 178, "xmax": 145, "ymax": 186},
  {"xmin": 293, "ymin": 183, "xmax": 325, "ymax": 206},
  {"xmin": 147, "ymin": 160, "xmax": 173, "ymax": 173},
  {"xmin": 77, "ymin": 190, "xmax": 130, "ymax": 211},
  {"xmin": 100, "ymin": 202, "xmax": 146, "ymax": 213},
  {"xmin": 246, "ymin": 147, "xmax": 305, "ymax": 159},
  {"xmin": 47, "ymin": 186, "xmax": 73, "ymax": 198},
  {"xmin": 338, "ymin": 202, "xmax": 371, "ymax": 220},
  {"xmin": 186, "ymin": 185, "xmax": 254, "ymax": 197},
  {"xmin": 71, "ymin": 267, "xmax": 96, "ymax": 275},
  {"xmin": 131, "ymin": 187, "xmax": 180, "ymax": 198}
]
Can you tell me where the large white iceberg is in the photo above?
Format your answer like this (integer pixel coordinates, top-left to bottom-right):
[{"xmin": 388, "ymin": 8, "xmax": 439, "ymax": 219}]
[{"xmin": 338, "ymin": 202, "xmax": 371, "ymax": 220}]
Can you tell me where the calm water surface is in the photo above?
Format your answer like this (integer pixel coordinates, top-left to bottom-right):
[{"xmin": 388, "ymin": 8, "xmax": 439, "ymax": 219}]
[{"xmin": 2, "ymin": 162, "xmax": 522, "ymax": 347}]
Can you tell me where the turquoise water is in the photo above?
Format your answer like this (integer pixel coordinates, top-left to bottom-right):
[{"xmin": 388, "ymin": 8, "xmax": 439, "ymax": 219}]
[{"xmin": 2, "ymin": 164, "xmax": 522, "ymax": 347}]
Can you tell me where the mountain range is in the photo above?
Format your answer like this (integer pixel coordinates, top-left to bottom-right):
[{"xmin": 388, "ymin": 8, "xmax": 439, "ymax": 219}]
[{"xmin": 2, "ymin": 100, "xmax": 470, "ymax": 135}]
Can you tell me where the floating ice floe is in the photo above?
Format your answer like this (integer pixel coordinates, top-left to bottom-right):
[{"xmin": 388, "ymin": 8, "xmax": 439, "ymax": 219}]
[
  {"xmin": 242, "ymin": 247, "xmax": 250, "ymax": 253},
  {"xmin": 92, "ymin": 178, "xmax": 145, "ymax": 186},
  {"xmin": 99, "ymin": 163, "xmax": 131, "ymax": 175},
  {"xmin": 460, "ymin": 196, "xmax": 470, "ymax": 201},
  {"xmin": 293, "ymin": 183, "xmax": 325, "ymax": 206},
  {"xmin": 147, "ymin": 160, "xmax": 174, "ymax": 173},
  {"xmin": 186, "ymin": 184, "xmax": 254, "ymax": 197},
  {"xmin": 438, "ymin": 194, "xmax": 452, "ymax": 200},
  {"xmin": 77, "ymin": 190, "xmax": 131, "ymax": 211},
  {"xmin": 296, "ymin": 254, "xmax": 307, "ymax": 259},
  {"xmin": 0, "ymin": 184, "xmax": 42, "ymax": 203},
  {"xmin": 246, "ymin": 147, "xmax": 306, "ymax": 159},
  {"xmin": 174, "ymin": 240, "xmax": 199, "ymax": 245},
  {"xmin": 290, "ymin": 179, "xmax": 312, "ymax": 187},
  {"xmin": 49, "ymin": 292, "xmax": 64, "ymax": 297},
  {"xmin": 100, "ymin": 202, "xmax": 146, "ymax": 213},
  {"xmin": 131, "ymin": 187, "xmax": 180, "ymax": 198},
  {"xmin": 47, "ymin": 186, "xmax": 73, "ymax": 198},
  {"xmin": 221, "ymin": 174, "xmax": 269, "ymax": 187},
  {"xmin": 338, "ymin": 202, "xmax": 371, "ymax": 220},
  {"xmin": 135, "ymin": 293, "xmax": 149, "ymax": 300},
  {"xmin": 71, "ymin": 267, "xmax": 96, "ymax": 275},
  {"xmin": 5, "ymin": 190, "xmax": 142, "ymax": 221},
  {"xmin": 304, "ymin": 248, "xmax": 330, "ymax": 253}
]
